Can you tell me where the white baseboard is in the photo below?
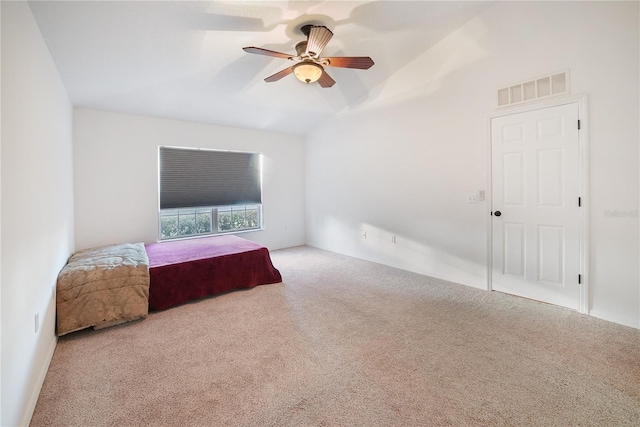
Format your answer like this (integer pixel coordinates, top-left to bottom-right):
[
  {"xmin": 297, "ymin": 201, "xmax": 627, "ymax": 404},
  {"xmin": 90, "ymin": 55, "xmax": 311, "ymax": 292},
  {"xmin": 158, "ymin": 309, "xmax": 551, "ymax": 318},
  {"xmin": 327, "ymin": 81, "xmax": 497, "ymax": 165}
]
[
  {"xmin": 589, "ymin": 309, "xmax": 640, "ymax": 330},
  {"xmin": 19, "ymin": 336, "xmax": 58, "ymax": 427}
]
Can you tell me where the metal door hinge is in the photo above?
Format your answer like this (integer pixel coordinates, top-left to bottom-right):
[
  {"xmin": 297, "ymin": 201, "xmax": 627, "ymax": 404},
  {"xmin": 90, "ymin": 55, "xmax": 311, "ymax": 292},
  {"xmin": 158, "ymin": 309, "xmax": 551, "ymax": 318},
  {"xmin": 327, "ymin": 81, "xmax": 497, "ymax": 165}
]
[
  {"xmin": 578, "ymin": 119, "xmax": 581, "ymax": 130},
  {"xmin": 578, "ymin": 197, "xmax": 582, "ymax": 207},
  {"xmin": 578, "ymin": 274, "xmax": 582, "ymax": 284}
]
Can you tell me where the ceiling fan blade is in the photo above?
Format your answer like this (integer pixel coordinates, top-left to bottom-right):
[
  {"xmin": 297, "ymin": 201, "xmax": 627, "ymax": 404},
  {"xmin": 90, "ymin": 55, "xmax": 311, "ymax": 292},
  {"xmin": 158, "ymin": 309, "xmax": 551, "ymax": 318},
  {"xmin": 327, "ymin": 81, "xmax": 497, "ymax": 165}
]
[
  {"xmin": 317, "ymin": 70, "xmax": 336, "ymax": 88},
  {"xmin": 264, "ymin": 66, "xmax": 294, "ymax": 82},
  {"xmin": 325, "ymin": 56, "xmax": 374, "ymax": 70},
  {"xmin": 306, "ymin": 26, "xmax": 333, "ymax": 57},
  {"xmin": 243, "ymin": 47, "xmax": 292, "ymax": 60}
]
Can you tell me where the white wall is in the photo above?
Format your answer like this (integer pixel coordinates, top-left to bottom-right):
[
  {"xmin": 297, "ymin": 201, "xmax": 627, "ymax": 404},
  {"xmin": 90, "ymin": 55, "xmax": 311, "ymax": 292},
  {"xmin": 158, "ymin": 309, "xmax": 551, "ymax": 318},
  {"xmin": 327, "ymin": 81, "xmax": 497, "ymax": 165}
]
[
  {"xmin": 73, "ymin": 109, "xmax": 305, "ymax": 251},
  {"xmin": 306, "ymin": 2, "xmax": 640, "ymax": 327},
  {"xmin": 1, "ymin": 2, "xmax": 75, "ymax": 426}
]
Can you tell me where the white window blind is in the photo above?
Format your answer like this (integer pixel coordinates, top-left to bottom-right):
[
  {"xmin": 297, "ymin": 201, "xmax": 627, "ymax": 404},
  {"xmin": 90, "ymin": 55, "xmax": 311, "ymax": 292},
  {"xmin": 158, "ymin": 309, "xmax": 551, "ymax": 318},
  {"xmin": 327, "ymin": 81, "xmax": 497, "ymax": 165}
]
[{"xmin": 159, "ymin": 146, "xmax": 262, "ymax": 209}]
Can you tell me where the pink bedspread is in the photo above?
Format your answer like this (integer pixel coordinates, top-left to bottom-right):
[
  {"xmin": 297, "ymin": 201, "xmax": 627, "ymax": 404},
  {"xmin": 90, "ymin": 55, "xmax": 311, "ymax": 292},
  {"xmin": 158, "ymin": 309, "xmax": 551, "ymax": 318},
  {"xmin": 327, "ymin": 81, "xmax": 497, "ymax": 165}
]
[{"xmin": 145, "ymin": 235, "xmax": 282, "ymax": 311}]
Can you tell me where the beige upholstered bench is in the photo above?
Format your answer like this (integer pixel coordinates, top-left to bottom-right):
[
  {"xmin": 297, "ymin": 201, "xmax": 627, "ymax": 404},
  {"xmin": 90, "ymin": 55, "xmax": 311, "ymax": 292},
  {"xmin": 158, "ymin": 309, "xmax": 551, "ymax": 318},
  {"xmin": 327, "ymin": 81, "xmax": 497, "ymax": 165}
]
[{"xmin": 56, "ymin": 242, "xmax": 150, "ymax": 335}]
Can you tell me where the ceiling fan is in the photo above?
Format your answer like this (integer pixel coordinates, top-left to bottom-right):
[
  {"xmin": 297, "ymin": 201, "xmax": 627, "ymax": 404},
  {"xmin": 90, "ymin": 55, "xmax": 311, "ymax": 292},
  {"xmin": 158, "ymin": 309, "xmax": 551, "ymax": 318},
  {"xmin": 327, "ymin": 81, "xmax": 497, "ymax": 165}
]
[{"xmin": 242, "ymin": 24, "xmax": 374, "ymax": 88}]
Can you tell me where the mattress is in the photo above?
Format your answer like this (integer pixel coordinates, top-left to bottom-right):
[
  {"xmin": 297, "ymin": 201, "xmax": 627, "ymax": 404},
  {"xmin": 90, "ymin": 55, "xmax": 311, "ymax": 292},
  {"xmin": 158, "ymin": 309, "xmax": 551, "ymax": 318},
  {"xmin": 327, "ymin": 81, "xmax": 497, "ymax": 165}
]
[
  {"xmin": 56, "ymin": 242, "xmax": 150, "ymax": 335},
  {"xmin": 145, "ymin": 235, "xmax": 282, "ymax": 310}
]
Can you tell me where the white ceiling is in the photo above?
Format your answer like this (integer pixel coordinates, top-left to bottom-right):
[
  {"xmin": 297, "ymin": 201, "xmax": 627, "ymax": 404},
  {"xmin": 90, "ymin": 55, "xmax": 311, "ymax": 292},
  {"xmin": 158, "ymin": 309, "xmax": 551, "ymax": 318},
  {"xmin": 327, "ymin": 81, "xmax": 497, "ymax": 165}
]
[{"xmin": 29, "ymin": 1, "xmax": 493, "ymax": 135}]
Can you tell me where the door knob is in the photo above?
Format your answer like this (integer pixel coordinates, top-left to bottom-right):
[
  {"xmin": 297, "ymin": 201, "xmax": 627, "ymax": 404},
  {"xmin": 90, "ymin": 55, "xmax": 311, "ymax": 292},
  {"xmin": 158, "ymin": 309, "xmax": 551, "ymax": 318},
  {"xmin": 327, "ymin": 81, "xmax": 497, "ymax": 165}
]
[{"xmin": 494, "ymin": 211, "xmax": 502, "ymax": 217}]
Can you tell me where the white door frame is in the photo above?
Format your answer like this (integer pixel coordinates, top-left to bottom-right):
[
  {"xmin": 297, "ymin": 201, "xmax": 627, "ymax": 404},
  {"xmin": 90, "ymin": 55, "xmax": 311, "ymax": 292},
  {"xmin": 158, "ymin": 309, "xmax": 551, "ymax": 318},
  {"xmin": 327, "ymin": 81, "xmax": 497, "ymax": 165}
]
[{"xmin": 486, "ymin": 93, "xmax": 589, "ymax": 314}]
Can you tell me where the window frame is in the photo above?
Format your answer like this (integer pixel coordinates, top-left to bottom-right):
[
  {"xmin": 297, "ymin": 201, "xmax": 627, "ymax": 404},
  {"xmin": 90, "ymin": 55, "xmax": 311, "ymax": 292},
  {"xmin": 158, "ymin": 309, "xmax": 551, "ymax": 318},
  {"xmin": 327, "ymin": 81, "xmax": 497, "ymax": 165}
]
[{"xmin": 158, "ymin": 204, "xmax": 263, "ymax": 241}]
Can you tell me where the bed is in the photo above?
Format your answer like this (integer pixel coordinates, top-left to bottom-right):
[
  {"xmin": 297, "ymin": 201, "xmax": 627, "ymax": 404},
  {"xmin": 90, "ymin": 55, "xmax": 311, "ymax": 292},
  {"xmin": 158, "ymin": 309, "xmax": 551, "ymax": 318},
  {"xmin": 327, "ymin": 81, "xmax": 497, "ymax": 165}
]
[
  {"xmin": 145, "ymin": 235, "xmax": 282, "ymax": 311},
  {"xmin": 56, "ymin": 242, "xmax": 150, "ymax": 336},
  {"xmin": 56, "ymin": 236, "xmax": 280, "ymax": 335}
]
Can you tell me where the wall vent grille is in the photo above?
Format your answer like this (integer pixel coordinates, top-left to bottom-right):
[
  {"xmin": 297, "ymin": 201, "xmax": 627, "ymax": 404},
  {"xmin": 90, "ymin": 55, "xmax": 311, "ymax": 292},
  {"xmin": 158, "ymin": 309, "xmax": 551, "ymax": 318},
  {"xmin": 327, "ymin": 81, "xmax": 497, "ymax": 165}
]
[{"xmin": 497, "ymin": 70, "xmax": 569, "ymax": 108}]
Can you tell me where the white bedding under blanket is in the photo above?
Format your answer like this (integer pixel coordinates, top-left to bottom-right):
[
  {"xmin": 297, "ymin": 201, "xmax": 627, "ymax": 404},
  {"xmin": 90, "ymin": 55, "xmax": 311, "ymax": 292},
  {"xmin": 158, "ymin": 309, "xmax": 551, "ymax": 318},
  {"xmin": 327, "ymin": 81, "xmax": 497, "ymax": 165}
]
[{"xmin": 56, "ymin": 242, "xmax": 150, "ymax": 335}]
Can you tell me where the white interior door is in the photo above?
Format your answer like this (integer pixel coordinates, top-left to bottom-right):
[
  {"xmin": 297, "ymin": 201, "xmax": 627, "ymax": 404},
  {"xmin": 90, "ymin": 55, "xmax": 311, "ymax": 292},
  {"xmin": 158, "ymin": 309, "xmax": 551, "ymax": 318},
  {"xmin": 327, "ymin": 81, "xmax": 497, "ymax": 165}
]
[{"xmin": 491, "ymin": 103, "xmax": 581, "ymax": 310}]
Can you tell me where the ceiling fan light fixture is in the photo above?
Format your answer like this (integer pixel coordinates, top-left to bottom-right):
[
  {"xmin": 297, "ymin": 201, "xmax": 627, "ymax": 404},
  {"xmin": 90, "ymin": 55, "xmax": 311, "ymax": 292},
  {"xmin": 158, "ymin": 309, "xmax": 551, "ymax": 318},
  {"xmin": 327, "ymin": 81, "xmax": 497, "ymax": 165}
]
[
  {"xmin": 293, "ymin": 62, "xmax": 323, "ymax": 84},
  {"xmin": 243, "ymin": 24, "xmax": 374, "ymax": 88}
]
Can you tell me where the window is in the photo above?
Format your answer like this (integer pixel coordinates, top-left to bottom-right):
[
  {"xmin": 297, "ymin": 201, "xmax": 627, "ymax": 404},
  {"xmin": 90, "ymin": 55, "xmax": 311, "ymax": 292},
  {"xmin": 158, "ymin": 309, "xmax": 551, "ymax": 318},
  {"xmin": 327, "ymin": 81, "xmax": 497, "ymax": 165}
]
[
  {"xmin": 158, "ymin": 146, "xmax": 262, "ymax": 240},
  {"xmin": 159, "ymin": 205, "xmax": 262, "ymax": 239}
]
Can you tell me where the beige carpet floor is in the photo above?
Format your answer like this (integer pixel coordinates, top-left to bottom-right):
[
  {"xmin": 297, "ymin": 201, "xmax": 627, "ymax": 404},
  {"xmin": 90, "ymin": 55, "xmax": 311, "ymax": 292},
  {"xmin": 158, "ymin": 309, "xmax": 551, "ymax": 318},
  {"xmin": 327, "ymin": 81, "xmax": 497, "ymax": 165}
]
[{"xmin": 31, "ymin": 246, "xmax": 640, "ymax": 426}]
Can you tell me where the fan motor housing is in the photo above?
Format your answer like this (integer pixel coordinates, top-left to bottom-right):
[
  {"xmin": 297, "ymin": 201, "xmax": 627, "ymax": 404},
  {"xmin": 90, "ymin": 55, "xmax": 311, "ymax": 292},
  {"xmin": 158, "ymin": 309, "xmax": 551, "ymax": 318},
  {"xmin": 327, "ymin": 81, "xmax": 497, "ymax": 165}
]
[
  {"xmin": 300, "ymin": 24, "xmax": 314, "ymax": 37},
  {"xmin": 295, "ymin": 41, "xmax": 308, "ymax": 57}
]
